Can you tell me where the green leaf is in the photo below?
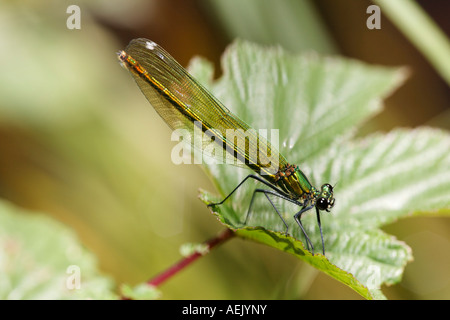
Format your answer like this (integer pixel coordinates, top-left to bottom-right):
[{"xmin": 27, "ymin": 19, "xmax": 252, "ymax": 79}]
[
  {"xmin": 190, "ymin": 40, "xmax": 450, "ymax": 299},
  {"xmin": 0, "ymin": 200, "xmax": 116, "ymax": 299}
]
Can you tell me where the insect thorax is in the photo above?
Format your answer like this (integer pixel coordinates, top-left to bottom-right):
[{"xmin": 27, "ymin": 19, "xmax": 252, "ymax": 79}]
[{"xmin": 273, "ymin": 164, "xmax": 314, "ymax": 201}]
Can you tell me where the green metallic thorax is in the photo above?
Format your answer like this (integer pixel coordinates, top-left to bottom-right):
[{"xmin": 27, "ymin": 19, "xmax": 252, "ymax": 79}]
[{"xmin": 272, "ymin": 164, "xmax": 316, "ymax": 201}]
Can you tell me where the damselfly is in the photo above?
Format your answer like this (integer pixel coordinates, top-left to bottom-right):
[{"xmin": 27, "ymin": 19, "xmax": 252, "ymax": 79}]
[{"xmin": 118, "ymin": 38, "xmax": 335, "ymax": 255}]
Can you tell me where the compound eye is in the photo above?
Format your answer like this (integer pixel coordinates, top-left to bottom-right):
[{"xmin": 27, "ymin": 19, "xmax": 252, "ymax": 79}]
[
  {"xmin": 323, "ymin": 183, "xmax": 333, "ymax": 192},
  {"xmin": 316, "ymin": 197, "xmax": 329, "ymax": 211}
]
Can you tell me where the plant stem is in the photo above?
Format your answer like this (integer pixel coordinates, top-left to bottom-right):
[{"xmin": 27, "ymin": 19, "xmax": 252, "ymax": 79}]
[{"xmin": 147, "ymin": 228, "xmax": 235, "ymax": 287}]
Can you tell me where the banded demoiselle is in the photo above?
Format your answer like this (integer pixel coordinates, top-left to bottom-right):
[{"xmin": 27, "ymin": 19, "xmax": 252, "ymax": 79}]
[{"xmin": 118, "ymin": 38, "xmax": 335, "ymax": 255}]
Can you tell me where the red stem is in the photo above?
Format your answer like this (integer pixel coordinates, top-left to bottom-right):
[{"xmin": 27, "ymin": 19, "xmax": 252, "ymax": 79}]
[{"xmin": 147, "ymin": 228, "xmax": 235, "ymax": 287}]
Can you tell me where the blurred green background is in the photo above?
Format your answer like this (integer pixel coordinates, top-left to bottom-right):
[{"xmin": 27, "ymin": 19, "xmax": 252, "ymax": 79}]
[{"xmin": 0, "ymin": 0, "xmax": 449, "ymax": 299}]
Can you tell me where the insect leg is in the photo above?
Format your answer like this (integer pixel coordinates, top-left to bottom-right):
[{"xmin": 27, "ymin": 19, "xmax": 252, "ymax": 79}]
[
  {"xmin": 316, "ymin": 207, "xmax": 325, "ymax": 255},
  {"xmin": 207, "ymin": 174, "xmax": 288, "ymax": 207},
  {"xmin": 245, "ymin": 188, "xmax": 291, "ymax": 235},
  {"xmin": 293, "ymin": 205, "xmax": 315, "ymax": 254}
]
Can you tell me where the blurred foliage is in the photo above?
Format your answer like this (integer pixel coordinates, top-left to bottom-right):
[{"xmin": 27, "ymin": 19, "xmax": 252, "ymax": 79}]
[
  {"xmin": 374, "ymin": 0, "xmax": 450, "ymax": 86},
  {"xmin": 0, "ymin": 0, "xmax": 449, "ymax": 300},
  {"xmin": 202, "ymin": 0, "xmax": 338, "ymax": 54},
  {"xmin": 0, "ymin": 200, "xmax": 115, "ymax": 299}
]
